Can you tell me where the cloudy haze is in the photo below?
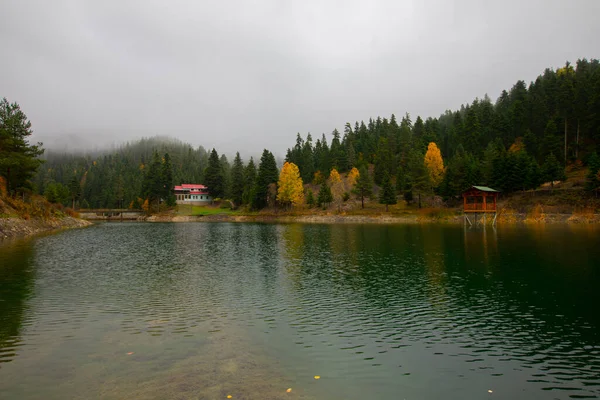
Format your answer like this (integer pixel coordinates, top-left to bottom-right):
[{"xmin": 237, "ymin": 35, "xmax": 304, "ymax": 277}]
[{"xmin": 1, "ymin": 0, "xmax": 599, "ymax": 156}]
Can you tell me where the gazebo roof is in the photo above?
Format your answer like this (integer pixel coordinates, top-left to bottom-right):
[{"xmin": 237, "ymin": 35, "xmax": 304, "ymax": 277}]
[{"xmin": 469, "ymin": 185, "xmax": 499, "ymax": 193}]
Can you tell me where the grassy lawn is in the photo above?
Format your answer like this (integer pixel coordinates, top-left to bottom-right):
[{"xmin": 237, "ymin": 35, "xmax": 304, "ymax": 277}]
[{"xmin": 176, "ymin": 204, "xmax": 240, "ymax": 216}]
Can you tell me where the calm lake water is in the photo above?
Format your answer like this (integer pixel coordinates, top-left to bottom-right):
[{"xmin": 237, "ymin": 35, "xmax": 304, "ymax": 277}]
[{"xmin": 1, "ymin": 223, "xmax": 599, "ymax": 399}]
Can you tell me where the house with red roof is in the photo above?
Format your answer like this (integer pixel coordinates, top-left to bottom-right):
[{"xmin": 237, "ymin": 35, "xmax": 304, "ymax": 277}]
[{"xmin": 174, "ymin": 184, "xmax": 212, "ymax": 204}]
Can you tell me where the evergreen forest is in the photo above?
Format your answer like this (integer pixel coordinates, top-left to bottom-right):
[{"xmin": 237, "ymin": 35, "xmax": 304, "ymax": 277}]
[{"xmin": 4, "ymin": 59, "xmax": 600, "ymax": 210}]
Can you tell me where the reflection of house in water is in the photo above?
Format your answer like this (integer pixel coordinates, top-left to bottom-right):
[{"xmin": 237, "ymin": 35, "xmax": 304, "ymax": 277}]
[{"xmin": 463, "ymin": 221, "xmax": 498, "ymax": 268}]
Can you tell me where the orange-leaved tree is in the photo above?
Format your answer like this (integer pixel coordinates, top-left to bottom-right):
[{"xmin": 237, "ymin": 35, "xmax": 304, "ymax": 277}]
[
  {"xmin": 277, "ymin": 162, "xmax": 304, "ymax": 208},
  {"xmin": 423, "ymin": 142, "xmax": 445, "ymax": 189}
]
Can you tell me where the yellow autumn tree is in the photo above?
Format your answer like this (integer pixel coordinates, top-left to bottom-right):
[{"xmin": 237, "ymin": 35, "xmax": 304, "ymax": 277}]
[
  {"xmin": 423, "ymin": 142, "xmax": 445, "ymax": 188},
  {"xmin": 277, "ymin": 162, "xmax": 304, "ymax": 208},
  {"xmin": 329, "ymin": 168, "xmax": 345, "ymax": 211},
  {"xmin": 347, "ymin": 167, "xmax": 359, "ymax": 188}
]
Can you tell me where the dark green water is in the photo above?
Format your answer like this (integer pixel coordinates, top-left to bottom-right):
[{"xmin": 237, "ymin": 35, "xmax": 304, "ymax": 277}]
[{"xmin": 1, "ymin": 223, "xmax": 599, "ymax": 399}]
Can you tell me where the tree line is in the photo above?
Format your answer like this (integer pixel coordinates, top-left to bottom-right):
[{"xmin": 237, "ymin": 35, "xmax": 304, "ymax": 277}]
[
  {"xmin": 283, "ymin": 58, "xmax": 600, "ymax": 201},
  {"xmin": 2, "ymin": 58, "xmax": 600, "ymax": 210}
]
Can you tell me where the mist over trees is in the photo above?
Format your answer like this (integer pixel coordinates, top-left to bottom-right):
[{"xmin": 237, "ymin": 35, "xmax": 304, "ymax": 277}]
[
  {"xmin": 34, "ymin": 137, "xmax": 209, "ymax": 208},
  {"xmin": 26, "ymin": 58, "xmax": 600, "ymax": 209}
]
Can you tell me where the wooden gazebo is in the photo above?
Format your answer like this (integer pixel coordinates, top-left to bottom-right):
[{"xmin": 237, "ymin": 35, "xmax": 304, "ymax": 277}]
[{"xmin": 462, "ymin": 186, "xmax": 499, "ymax": 225}]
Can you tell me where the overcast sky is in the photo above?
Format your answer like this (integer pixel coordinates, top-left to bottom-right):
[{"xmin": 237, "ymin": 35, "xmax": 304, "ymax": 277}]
[{"xmin": 1, "ymin": 0, "xmax": 599, "ymax": 157}]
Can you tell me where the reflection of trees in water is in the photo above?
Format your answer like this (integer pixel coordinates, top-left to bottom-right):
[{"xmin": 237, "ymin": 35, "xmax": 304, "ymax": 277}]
[
  {"xmin": 280, "ymin": 224, "xmax": 368, "ymax": 298},
  {"xmin": 454, "ymin": 225, "xmax": 600, "ymax": 348},
  {"xmin": 255, "ymin": 224, "xmax": 280, "ymax": 295},
  {"xmin": 280, "ymin": 224, "xmax": 304, "ymax": 265},
  {"xmin": 0, "ymin": 241, "xmax": 36, "ymax": 366},
  {"xmin": 421, "ymin": 226, "xmax": 449, "ymax": 309}
]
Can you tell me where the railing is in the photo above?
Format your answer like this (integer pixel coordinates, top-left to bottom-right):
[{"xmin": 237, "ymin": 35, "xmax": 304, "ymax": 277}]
[
  {"xmin": 80, "ymin": 209, "xmax": 138, "ymax": 213},
  {"xmin": 464, "ymin": 203, "xmax": 496, "ymax": 212}
]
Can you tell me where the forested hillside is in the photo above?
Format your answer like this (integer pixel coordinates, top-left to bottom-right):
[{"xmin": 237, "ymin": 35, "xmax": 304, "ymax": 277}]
[
  {"xmin": 34, "ymin": 137, "xmax": 209, "ymax": 208},
  {"xmin": 31, "ymin": 59, "xmax": 600, "ymax": 210},
  {"xmin": 285, "ymin": 59, "xmax": 600, "ymax": 199}
]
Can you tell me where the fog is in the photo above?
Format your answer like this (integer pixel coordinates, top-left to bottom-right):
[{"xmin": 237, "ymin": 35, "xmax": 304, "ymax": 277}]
[{"xmin": 1, "ymin": 0, "xmax": 598, "ymax": 156}]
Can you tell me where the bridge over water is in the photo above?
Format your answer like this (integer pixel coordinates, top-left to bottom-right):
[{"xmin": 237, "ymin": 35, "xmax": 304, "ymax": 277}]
[{"xmin": 78, "ymin": 209, "xmax": 145, "ymax": 220}]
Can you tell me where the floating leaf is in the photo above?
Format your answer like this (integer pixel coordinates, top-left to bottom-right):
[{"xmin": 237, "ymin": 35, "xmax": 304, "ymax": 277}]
[
  {"xmin": 127, "ymin": 352, "xmax": 134, "ymax": 355},
  {"xmin": 314, "ymin": 375, "xmax": 320, "ymax": 380},
  {"xmin": 286, "ymin": 388, "xmax": 292, "ymax": 393}
]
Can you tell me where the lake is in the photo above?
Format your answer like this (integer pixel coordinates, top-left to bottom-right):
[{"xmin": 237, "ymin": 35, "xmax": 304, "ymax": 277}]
[{"xmin": 1, "ymin": 222, "xmax": 599, "ymax": 399}]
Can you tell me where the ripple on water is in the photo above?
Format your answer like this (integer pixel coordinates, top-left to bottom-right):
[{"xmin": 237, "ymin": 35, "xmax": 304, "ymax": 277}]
[{"xmin": 0, "ymin": 223, "xmax": 599, "ymax": 399}]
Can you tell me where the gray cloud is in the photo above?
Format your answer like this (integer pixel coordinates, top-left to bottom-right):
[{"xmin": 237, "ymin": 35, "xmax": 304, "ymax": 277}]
[{"xmin": 1, "ymin": 0, "xmax": 599, "ymax": 156}]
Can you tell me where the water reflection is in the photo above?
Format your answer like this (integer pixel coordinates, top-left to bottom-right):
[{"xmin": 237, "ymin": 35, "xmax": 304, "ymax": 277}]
[
  {"xmin": 0, "ymin": 223, "xmax": 598, "ymax": 399},
  {"xmin": 0, "ymin": 240, "xmax": 36, "ymax": 367}
]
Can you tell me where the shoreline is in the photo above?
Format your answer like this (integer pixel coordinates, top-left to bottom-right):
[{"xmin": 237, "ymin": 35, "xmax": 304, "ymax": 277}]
[
  {"xmin": 0, "ymin": 216, "xmax": 92, "ymax": 240},
  {"xmin": 4, "ymin": 210, "xmax": 597, "ymax": 241},
  {"xmin": 144, "ymin": 212, "xmax": 600, "ymax": 225}
]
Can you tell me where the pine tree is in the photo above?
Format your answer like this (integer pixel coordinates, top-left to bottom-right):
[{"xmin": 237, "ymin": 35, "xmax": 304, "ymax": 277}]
[
  {"xmin": 253, "ymin": 149, "xmax": 278, "ymax": 209},
  {"xmin": 557, "ymin": 62, "xmax": 575, "ymax": 164},
  {"xmin": 525, "ymin": 158, "xmax": 542, "ymax": 191},
  {"xmin": 353, "ymin": 166, "xmax": 373, "ymax": 209},
  {"xmin": 395, "ymin": 166, "xmax": 406, "ymax": 194},
  {"xmin": 330, "ymin": 129, "xmax": 344, "ymax": 170},
  {"xmin": 205, "ymin": 149, "xmax": 223, "ymax": 198},
  {"xmin": 408, "ymin": 150, "xmax": 431, "ymax": 208},
  {"xmin": 542, "ymin": 153, "xmax": 566, "ymax": 190},
  {"xmin": 542, "ymin": 119, "xmax": 562, "ymax": 160},
  {"xmin": 220, "ymin": 154, "xmax": 232, "ymax": 199},
  {"xmin": 141, "ymin": 151, "xmax": 163, "ymax": 211},
  {"xmin": 463, "ymin": 106, "xmax": 481, "ymax": 155},
  {"xmin": 585, "ymin": 152, "xmax": 600, "ymax": 193},
  {"xmin": 44, "ymin": 182, "xmax": 69, "ymax": 204},
  {"xmin": 317, "ymin": 183, "xmax": 333, "ymax": 208},
  {"xmin": 230, "ymin": 152, "xmax": 245, "ymax": 206},
  {"xmin": 68, "ymin": 176, "xmax": 81, "ymax": 209},
  {"xmin": 301, "ymin": 134, "xmax": 314, "ymax": 182},
  {"xmin": 374, "ymin": 137, "xmax": 393, "ymax": 184},
  {"xmin": 346, "ymin": 140, "xmax": 356, "ymax": 171},
  {"xmin": 242, "ymin": 157, "xmax": 257, "ymax": 205},
  {"xmin": 379, "ymin": 172, "xmax": 397, "ymax": 212},
  {"xmin": 306, "ymin": 188, "xmax": 315, "ymax": 207},
  {"xmin": 0, "ymin": 98, "xmax": 44, "ymax": 194},
  {"xmin": 318, "ymin": 134, "xmax": 331, "ymax": 173},
  {"xmin": 162, "ymin": 153, "xmax": 176, "ymax": 206}
]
